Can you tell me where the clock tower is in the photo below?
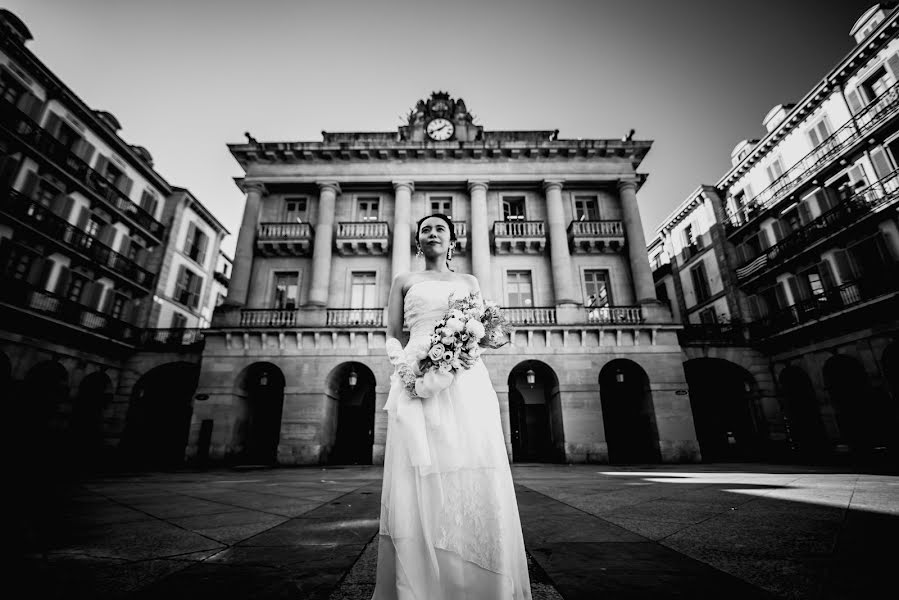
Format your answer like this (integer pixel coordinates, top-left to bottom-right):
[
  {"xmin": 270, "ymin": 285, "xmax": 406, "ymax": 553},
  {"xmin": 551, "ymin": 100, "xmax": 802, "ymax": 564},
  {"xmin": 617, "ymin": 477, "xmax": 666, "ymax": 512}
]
[{"xmin": 398, "ymin": 91, "xmax": 483, "ymax": 142}]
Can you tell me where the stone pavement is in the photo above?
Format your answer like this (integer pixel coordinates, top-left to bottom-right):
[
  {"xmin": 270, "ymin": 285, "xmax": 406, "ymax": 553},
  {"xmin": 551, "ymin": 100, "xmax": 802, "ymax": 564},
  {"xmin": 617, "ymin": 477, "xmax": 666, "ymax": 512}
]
[{"xmin": 11, "ymin": 463, "xmax": 898, "ymax": 599}]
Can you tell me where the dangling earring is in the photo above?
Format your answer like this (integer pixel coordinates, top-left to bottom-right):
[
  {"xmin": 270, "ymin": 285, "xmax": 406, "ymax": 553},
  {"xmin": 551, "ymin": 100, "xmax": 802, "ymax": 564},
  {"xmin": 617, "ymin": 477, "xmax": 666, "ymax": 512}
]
[
  {"xmin": 446, "ymin": 245, "xmax": 454, "ymax": 261},
  {"xmin": 416, "ymin": 245, "xmax": 423, "ymax": 258}
]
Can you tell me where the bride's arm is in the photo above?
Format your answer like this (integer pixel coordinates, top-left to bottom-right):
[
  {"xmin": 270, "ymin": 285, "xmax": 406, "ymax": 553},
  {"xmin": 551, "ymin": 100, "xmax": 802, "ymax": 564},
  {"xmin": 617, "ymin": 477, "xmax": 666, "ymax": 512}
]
[{"xmin": 386, "ymin": 273, "xmax": 406, "ymax": 343}]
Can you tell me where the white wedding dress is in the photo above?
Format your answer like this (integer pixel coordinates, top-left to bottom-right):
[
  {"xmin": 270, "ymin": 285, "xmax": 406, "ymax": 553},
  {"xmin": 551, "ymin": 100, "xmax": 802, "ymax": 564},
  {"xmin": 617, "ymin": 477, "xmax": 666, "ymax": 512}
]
[{"xmin": 372, "ymin": 279, "xmax": 532, "ymax": 600}]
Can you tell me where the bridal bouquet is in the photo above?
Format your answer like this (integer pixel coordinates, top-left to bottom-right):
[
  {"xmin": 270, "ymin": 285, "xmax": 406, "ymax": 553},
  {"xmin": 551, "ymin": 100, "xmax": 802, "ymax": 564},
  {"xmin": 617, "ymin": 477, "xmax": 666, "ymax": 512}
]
[{"xmin": 394, "ymin": 291, "xmax": 512, "ymax": 399}]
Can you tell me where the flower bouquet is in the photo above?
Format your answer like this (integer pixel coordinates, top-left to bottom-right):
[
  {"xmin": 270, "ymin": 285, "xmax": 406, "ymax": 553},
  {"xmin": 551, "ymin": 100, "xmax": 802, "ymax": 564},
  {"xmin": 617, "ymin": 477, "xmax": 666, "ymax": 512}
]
[{"xmin": 392, "ymin": 291, "xmax": 512, "ymax": 399}]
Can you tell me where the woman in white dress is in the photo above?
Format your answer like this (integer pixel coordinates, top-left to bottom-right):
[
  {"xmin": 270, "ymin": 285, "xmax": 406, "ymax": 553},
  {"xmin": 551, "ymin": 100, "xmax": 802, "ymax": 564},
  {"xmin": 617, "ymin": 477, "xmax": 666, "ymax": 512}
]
[{"xmin": 372, "ymin": 214, "xmax": 532, "ymax": 600}]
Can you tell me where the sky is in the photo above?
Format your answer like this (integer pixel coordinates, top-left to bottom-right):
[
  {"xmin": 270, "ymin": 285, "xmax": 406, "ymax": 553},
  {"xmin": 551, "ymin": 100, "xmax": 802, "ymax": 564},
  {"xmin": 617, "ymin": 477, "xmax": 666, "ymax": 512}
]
[{"xmin": 5, "ymin": 0, "xmax": 876, "ymax": 256}]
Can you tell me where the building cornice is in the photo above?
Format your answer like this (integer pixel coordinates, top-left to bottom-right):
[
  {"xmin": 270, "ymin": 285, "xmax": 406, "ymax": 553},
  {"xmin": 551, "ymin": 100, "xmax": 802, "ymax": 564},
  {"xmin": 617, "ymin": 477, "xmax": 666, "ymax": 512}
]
[
  {"xmin": 171, "ymin": 188, "xmax": 230, "ymax": 235},
  {"xmin": 717, "ymin": 6, "xmax": 899, "ymax": 191},
  {"xmin": 654, "ymin": 185, "xmax": 717, "ymax": 235}
]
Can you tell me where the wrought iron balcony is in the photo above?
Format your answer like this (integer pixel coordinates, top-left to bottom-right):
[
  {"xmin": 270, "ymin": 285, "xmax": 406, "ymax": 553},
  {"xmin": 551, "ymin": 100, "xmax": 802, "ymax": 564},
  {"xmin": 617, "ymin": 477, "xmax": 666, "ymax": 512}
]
[
  {"xmin": 0, "ymin": 277, "xmax": 141, "ymax": 343},
  {"xmin": 585, "ymin": 306, "xmax": 645, "ymax": 324},
  {"xmin": 501, "ymin": 306, "xmax": 557, "ymax": 325},
  {"xmin": 139, "ymin": 327, "xmax": 205, "ymax": 348},
  {"xmin": 748, "ymin": 272, "xmax": 899, "ymax": 339},
  {"xmin": 256, "ymin": 222, "xmax": 314, "ymax": 256},
  {"xmin": 326, "ymin": 308, "xmax": 383, "ymax": 327},
  {"xmin": 734, "ymin": 169, "xmax": 899, "ymax": 283},
  {"xmin": 725, "ymin": 80, "xmax": 899, "ymax": 231},
  {"xmin": 567, "ymin": 220, "xmax": 625, "ymax": 253},
  {"xmin": 0, "ymin": 99, "xmax": 165, "ymax": 239},
  {"xmin": 1, "ymin": 189, "xmax": 154, "ymax": 290},
  {"xmin": 335, "ymin": 221, "xmax": 389, "ymax": 255},
  {"xmin": 493, "ymin": 220, "xmax": 546, "ymax": 254}
]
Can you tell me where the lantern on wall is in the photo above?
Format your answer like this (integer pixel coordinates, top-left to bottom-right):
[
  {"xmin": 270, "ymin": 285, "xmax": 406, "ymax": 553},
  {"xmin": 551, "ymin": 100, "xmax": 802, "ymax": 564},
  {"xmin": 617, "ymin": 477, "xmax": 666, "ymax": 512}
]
[
  {"xmin": 348, "ymin": 369, "xmax": 358, "ymax": 388},
  {"xmin": 525, "ymin": 369, "xmax": 536, "ymax": 387},
  {"xmin": 615, "ymin": 369, "xmax": 625, "ymax": 384}
]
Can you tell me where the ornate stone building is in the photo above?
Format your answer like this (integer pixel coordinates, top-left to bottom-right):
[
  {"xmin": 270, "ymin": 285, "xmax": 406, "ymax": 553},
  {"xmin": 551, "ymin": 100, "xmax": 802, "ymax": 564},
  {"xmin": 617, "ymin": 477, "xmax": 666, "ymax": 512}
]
[{"xmin": 191, "ymin": 91, "xmax": 699, "ymax": 466}]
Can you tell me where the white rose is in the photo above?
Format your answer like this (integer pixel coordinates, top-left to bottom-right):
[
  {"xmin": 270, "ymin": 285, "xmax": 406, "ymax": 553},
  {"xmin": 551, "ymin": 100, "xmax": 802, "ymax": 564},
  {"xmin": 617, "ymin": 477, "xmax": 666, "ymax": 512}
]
[
  {"xmin": 445, "ymin": 317, "xmax": 464, "ymax": 333},
  {"xmin": 465, "ymin": 319, "xmax": 486, "ymax": 339},
  {"xmin": 428, "ymin": 344, "xmax": 445, "ymax": 362},
  {"xmin": 441, "ymin": 335, "xmax": 456, "ymax": 346},
  {"xmin": 449, "ymin": 309, "xmax": 464, "ymax": 320}
]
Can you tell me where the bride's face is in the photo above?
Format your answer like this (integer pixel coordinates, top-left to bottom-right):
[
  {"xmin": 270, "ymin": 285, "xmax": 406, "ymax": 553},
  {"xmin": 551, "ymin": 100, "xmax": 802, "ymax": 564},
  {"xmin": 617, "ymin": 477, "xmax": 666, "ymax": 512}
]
[{"xmin": 418, "ymin": 216, "xmax": 452, "ymax": 258}]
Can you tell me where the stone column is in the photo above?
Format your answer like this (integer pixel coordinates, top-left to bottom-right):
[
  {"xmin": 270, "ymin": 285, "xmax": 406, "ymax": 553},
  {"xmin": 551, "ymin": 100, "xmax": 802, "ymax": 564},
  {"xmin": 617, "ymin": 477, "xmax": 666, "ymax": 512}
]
[
  {"xmin": 468, "ymin": 180, "xmax": 491, "ymax": 296},
  {"xmin": 307, "ymin": 181, "xmax": 339, "ymax": 307},
  {"xmin": 543, "ymin": 180, "xmax": 578, "ymax": 305},
  {"xmin": 226, "ymin": 181, "xmax": 265, "ymax": 306},
  {"xmin": 392, "ymin": 181, "xmax": 414, "ymax": 278},
  {"xmin": 619, "ymin": 178, "xmax": 657, "ymax": 304}
]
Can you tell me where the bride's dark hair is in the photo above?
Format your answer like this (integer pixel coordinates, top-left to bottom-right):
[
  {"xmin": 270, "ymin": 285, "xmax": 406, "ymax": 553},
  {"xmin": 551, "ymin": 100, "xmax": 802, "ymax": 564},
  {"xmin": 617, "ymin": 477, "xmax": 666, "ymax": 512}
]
[{"xmin": 416, "ymin": 213, "xmax": 457, "ymax": 272}]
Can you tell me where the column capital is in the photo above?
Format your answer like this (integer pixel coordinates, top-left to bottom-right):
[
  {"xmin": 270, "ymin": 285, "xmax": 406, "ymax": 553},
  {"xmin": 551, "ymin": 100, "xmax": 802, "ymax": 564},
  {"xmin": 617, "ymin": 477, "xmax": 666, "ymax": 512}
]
[
  {"xmin": 316, "ymin": 181, "xmax": 341, "ymax": 194},
  {"xmin": 617, "ymin": 177, "xmax": 639, "ymax": 193},
  {"xmin": 392, "ymin": 180, "xmax": 414, "ymax": 192},
  {"xmin": 467, "ymin": 180, "xmax": 489, "ymax": 193},
  {"xmin": 238, "ymin": 180, "xmax": 267, "ymax": 195},
  {"xmin": 542, "ymin": 179, "xmax": 564, "ymax": 192}
]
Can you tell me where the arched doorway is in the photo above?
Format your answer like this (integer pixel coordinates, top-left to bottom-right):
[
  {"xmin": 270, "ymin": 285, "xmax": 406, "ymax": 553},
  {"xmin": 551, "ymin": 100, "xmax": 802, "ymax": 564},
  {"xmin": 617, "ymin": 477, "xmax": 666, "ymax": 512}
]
[
  {"xmin": 233, "ymin": 362, "xmax": 286, "ymax": 466},
  {"xmin": 779, "ymin": 366, "xmax": 827, "ymax": 459},
  {"xmin": 599, "ymin": 359, "xmax": 660, "ymax": 464},
  {"xmin": 122, "ymin": 362, "xmax": 199, "ymax": 469},
  {"xmin": 325, "ymin": 362, "xmax": 375, "ymax": 465},
  {"xmin": 824, "ymin": 354, "xmax": 894, "ymax": 457},
  {"xmin": 508, "ymin": 361, "xmax": 564, "ymax": 463},
  {"xmin": 72, "ymin": 371, "xmax": 113, "ymax": 468},
  {"xmin": 683, "ymin": 358, "xmax": 765, "ymax": 461},
  {"xmin": 19, "ymin": 360, "xmax": 69, "ymax": 467}
]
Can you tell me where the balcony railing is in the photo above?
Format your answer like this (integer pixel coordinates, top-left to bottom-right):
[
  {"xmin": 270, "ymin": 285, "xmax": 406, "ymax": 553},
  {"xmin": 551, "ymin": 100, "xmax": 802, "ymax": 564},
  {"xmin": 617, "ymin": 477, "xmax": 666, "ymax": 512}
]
[
  {"xmin": 726, "ymin": 79, "xmax": 899, "ymax": 230},
  {"xmin": 2, "ymin": 189, "xmax": 154, "ymax": 289},
  {"xmin": 567, "ymin": 220, "xmax": 625, "ymax": 253},
  {"xmin": 0, "ymin": 277, "xmax": 141, "ymax": 343},
  {"xmin": 326, "ymin": 308, "xmax": 383, "ymax": 327},
  {"xmin": 335, "ymin": 221, "xmax": 389, "ymax": 255},
  {"xmin": 239, "ymin": 309, "xmax": 299, "ymax": 328},
  {"xmin": 0, "ymin": 99, "xmax": 165, "ymax": 239},
  {"xmin": 501, "ymin": 306, "xmax": 557, "ymax": 325},
  {"xmin": 586, "ymin": 306, "xmax": 645, "ymax": 324},
  {"xmin": 735, "ymin": 169, "xmax": 899, "ymax": 281},
  {"xmin": 139, "ymin": 328, "xmax": 205, "ymax": 348},
  {"xmin": 748, "ymin": 272, "xmax": 899, "ymax": 339},
  {"xmin": 256, "ymin": 222, "xmax": 314, "ymax": 256},
  {"xmin": 493, "ymin": 220, "xmax": 546, "ymax": 254}
]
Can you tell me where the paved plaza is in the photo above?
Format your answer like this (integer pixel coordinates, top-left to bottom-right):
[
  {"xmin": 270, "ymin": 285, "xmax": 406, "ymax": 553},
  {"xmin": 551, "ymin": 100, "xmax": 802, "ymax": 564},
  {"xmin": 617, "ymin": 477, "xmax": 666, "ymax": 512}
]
[{"xmin": 12, "ymin": 463, "xmax": 898, "ymax": 599}]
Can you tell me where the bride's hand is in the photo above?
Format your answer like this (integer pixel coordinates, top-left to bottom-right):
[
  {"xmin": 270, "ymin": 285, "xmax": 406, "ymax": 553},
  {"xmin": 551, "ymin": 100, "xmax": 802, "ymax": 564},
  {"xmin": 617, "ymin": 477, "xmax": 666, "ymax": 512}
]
[{"xmin": 459, "ymin": 353, "xmax": 477, "ymax": 369}]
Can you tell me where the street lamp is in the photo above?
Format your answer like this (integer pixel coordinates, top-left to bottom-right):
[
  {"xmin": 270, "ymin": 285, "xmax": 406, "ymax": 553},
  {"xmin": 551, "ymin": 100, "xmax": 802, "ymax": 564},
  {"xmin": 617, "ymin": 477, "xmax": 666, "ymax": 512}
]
[
  {"xmin": 615, "ymin": 369, "xmax": 625, "ymax": 383},
  {"xmin": 525, "ymin": 369, "xmax": 535, "ymax": 387},
  {"xmin": 348, "ymin": 369, "xmax": 358, "ymax": 388},
  {"xmin": 259, "ymin": 371, "xmax": 269, "ymax": 387}
]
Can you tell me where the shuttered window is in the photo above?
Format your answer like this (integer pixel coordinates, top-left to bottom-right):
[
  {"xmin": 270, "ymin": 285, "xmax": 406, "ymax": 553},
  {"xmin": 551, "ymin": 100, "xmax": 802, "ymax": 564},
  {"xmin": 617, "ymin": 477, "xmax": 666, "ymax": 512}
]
[
  {"xmin": 690, "ymin": 262, "xmax": 711, "ymax": 303},
  {"xmin": 174, "ymin": 265, "xmax": 202, "ymax": 309},
  {"xmin": 807, "ymin": 117, "xmax": 831, "ymax": 147},
  {"xmin": 184, "ymin": 221, "xmax": 209, "ymax": 266}
]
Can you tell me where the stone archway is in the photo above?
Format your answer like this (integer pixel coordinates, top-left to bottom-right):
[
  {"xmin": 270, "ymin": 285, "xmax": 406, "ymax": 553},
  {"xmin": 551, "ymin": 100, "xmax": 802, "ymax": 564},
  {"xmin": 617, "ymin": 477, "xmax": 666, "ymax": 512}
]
[
  {"xmin": 324, "ymin": 362, "xmax": 376, "ymax": 465},
  {"xmin": 508, "ymin": 361, "xmax": 564, "ymax": 463},
  {"xmin": 778, "ymin": 366, "xmax": 828, "ymax": 459},
  {"xmin": 824, "ymin": 354, "xmax": 894, "ymax": 457},
  {"xmin": 72, "ymin": 371, "xmax": 113, "ymax": 468},
  {"xmin": 599, "ymin": 359, "xmax": 660, "ymax": 464},
  {"xmin": 122, "ymin": 362, "xmax": 199, "ymax": 469},
  {"xmin": 683, "ymin": 358, "xmax": 766, "ymax": 461},
  {"xmin": 232, "ymin": 362, "xmax": 286, "ymax": 466}
]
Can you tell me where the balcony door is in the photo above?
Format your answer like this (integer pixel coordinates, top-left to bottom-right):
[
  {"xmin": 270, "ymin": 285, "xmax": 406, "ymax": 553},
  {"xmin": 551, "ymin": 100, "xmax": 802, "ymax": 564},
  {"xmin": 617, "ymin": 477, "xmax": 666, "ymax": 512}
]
[
  {"xmin": 502, "ymin": 196, "xmax": 526, "ymax": 221},
  {"xmin": 273, "ymin": 272, "xmax": 298, "ymax": 310},
  {"xmin": 574, "ymin": 196, "xmax": 599, "ymax": 221},
  {"xmin": 506, "ymin": 271, "xmax": 533, "ymax": 307},
  {"xmin": 350, "ymin": 271, "xmax": 378, "ymax": 322}
]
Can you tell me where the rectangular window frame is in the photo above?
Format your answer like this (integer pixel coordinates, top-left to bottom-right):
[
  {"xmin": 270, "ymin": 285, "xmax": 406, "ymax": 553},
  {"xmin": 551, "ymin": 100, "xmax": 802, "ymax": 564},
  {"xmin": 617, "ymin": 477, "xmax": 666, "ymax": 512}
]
[
  {"xmin": 583, "ymin": 269, "xmax": 611, "ymax": 308},
  {"xmin": 271, "ymin": 270, "xmax": 300, "ymax": 310},
  {"xmin": 356, "ymin": 196, "xmax": 381, "ymax": 222},
  {"xmin": 349, "ymin": 271, "xmax": 378, "ymax": 309},
  {"xmin": 505, "ymin": 270, "xmax": 534, "ymax": 307},
  {"xmin": 501, "ymin": 195, "xmax": 527, "ymax": 221},
  {"xmin": 573, "ymin": 195, "xmax": 599, "ymax": 221},
  {"xmin": 428, "ymin": 195, "xmax": 453, "ymax": 218},
  {"xmin": 284, "ymin": 196, "xmax": 308, "ymax": 223},
  {"xmin": 690, "ymin": 261, "xmax": 711, "ymax": 304}
]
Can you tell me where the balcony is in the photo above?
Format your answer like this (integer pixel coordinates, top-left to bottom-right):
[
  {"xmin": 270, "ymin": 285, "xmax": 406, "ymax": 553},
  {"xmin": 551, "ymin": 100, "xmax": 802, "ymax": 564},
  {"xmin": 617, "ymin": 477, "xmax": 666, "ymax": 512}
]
[
  {"xmin": 239, "ymin": 308, "xmax": 300, "ymax": 328},
  {"xmin": 586, "ymin": 306, "xmax": 645, "ymax": 324},
  {"xmin": 139, "ymin": 328, "xmax": 205, "ymax": 349},
  {"xmin": 567, "ymin": 220, "xmax": 625, "ymax": 253},
  {"xmin": 335, "ymin": 221, "xmax": 389, "ymax": 255},
  {"xmin": 0, "ymin": 100, "xmax": 165, "ymax": 240},
  {"xmin": 326, "ymin": 308, "xmax": 383, "ymax": 327},
  {"xmin": 748, "ymin": 272, "xmax": 899, "ymax": 339},
  {"xmin": 725, "ymin": 80, "xmax": 899, "ymax": 232},
  {"xmin": 213, "ymin": 270, "xmax": 230, "ymax": 286},
  {"xmin": 734, "ymin": 169, "xmax": 899, "ymax": 283},
  {"xmin": 1, "ymin": 189, "xmax": 154, "ymax": 290},
  {"xmin": 0, "ymin": 277, "xmax": 141, "ymax": 344},
  {"xmin": 256, "ymin": 222, "xmax": 314, "ymax": 257},
  {"xmin": 502, "ymin": 306, "xmax": 557, "ymax": 325},
  {"xmin": 493, "ymin": 220, "xmax": 546, "ymax": 254}
]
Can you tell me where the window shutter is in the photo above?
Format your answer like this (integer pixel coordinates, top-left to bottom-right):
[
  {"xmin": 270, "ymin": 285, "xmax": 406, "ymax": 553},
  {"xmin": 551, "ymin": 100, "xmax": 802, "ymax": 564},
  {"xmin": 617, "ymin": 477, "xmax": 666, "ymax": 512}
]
[
  {"xmin": 75, "ymin": 206, "xmax": 90, "ymax": 230},
  {"xmin": 887, "ymin": 53, "xmax": 899, "ymax": 80},
  {"xmin": 100, "ymin": 287, "xmax": 115, "ymax": 313},
  {"xmin": 770, "ymin": 220, "xmax": 785, "ymax": 242},
  {"xmin": 787, "ymin": 276, "xmax": 803, "ymax": 305},
  {"xmin": 43, "ymin": 112, "xmax": 62, "ymax": 138},
  {"xmin": 797, "ymin": 200, "xmax": 812, "ymax": 225},
  {"xmin": 49, "ymin": 193, "xmax": 70, "ymax": 218},
  {"xmin": 54, "ymin": 265, "xmax": 71, "ymax": 295},
  {"xmin": 734, "ymin": 242, "xmax": 748, "ymax": 264},
  {"xmin": 846, "ymin": 89, "xmax": 863, "ymax": 114},
  {"xmin": 184, "ymin": 221, "xmax": 196, "ymax": 253},
  {"xmin": 175, "ymin": 265, "xmax": 187, "ymax": 302},
  {"xmin": 19, "ymin": 170, "xmax": 38, "ymax": 199},
  {"xmin": 818, "ymin": 260, "xmax": 836, "ymax": 290},
  {"xmin": 808, "ymin": 127, "xmax": 820, "ymax": 147},
  {"xmin": 98, "ymin": 223, "xmax": 116, "ymax": 247},
  {"xmin": 774, "ymin": 281, "xmax": 789, "ymax": 309},
  {"xmin": 120, "ymin": 298, "xmax": 134, "ymax": 324},
  {"xmin": 16, "ymin": 92, "xmax": 43, "ymax": 121},
  {"xmin": 870, "ymin": 147, "xmax": 892, "ymax": 179},
  {"xmin": 38, "ymin": 258, "xmax": 55, "ymax": 290},
  {"xmin": 23, "ymin": 256, "xmax": 44, "ymax": 286},
  {"xmin": 135, "ymin": 245, "xmax": 149, "ymax": 266},
  {"xmin": 848, "ymin": 164, "xmax": 868, "ymax": 187},
  {"xmin": 188, "ymin": 272, "xmax": 202, "ymax": 308},
  {"xmin": 94, "ymin": 155, "xmax": 108, "ymax": 176},
  {"xmin": 196, "ymin": 231, "xmax": 208, "ymax": 266},
  {"xmin": 73, "ymin": 139, "xmax": 96, "ymax": 165},
  {"xmin": 758, "ymin": 228, "xmax": 771, "ymax": 250},
  {"xmin": 117, "ymin": 175, "xmax": 133, "ymax": 197},
  {"xmin": 833, "ymin": 249, "xmax": 857, "ymax": 282},
  {"xmin": 118, "ymin": 236, "xmax": 132, "ymax": 257}
]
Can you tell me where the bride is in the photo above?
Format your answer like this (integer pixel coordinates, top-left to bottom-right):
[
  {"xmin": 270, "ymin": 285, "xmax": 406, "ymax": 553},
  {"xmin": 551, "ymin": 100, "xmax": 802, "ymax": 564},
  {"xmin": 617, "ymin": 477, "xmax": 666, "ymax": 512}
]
[{"xmin": 372, "ymin": 214, "xmax": 532, "ymax": 600}]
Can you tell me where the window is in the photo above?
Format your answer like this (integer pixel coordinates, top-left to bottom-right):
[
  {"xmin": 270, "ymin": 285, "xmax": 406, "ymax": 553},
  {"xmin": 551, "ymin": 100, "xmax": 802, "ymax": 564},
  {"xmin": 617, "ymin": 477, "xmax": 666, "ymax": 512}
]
[
  {"xmin": 285, "ymin": 197, "xmax": 307, "ymax": 222},
  {"xmin": 502, "ymin": 196, "xmax": 526, "ymax": 221},
  {"xmin": 574, "ymin": 196, "xmax": 599, "ymax": 221},
  {"xmin": 690, "ymin": 262, "xmax": 711, "ymax": 303},
  {"xmin": 0, "ymin": 70, "xmax": 27, "ymax": 105},
  {"xmin": 273, "ymin": 272, "xmax": 299, "ymax": 309},
  {"xmin": 110, "ymin": 294, "xmax": 126, "ymax": 320},
  {"xmin": 698, "ymin": 307, "xmax": 718, "ymax": 324},
  {"xmin": 862, "ymin": 66, "xmax": 890, "ymax": 101},
  {"xmin": 583, "ymin": 270, "xmax": 610, "ymax": 308},
  {"xmin": 86, "ymin": 215, "xmax": 104, "ymax": 239},
  {"xmin": 174, "ymin": 265, "xmax": 202, "ymax": 309},
  {"xmin": 171, "ymin": 312, "xmax": 188, "ymax": 329},
  {"xmin": 430, "ymin": 196, "xmax": 452, "ymax": 217},
  {"xmin": 506, "ymin": 271, "xmax": 533, "ymax": 306},
  {"xmin": 807, "ymin": 117, "xmax": 832, "ymax": 148},
  {"xmin": 766, "ymin": 156, "xmax": 785, "ymax": 183},
  {"xmin": 139, "ymin": 190, "xmax": 159, "ymax": 217},
  {"xmin": 104, "ymin": 162, "xmax": 122, "ymax": 186},
  {"xmin": 184, "ymin": 222, "xmax": 208, "ymax": 265},
  {"xmin": 350, "ymin": 272, "xmax": 377, "ymax": 308},
  {"xmin": 357, "ymin": 197, "xmax": 379, "ymax": 221},
  {"xmin": 655, "ymin": 283, "xmax": 670, "ymax": 304},
  {"xmin": 682, "ymin": 223, "xmax": 698, "ymax": 255},
  {"xmin": 66, "ymin": 273, "xmax": 87, "ymax": 303}
]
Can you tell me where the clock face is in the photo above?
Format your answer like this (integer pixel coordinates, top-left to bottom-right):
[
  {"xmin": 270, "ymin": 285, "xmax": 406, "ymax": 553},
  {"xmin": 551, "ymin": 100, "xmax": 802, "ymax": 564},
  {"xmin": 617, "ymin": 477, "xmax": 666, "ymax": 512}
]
[{"xmin": 426, "ymin": 118, "xmax": 454, "ymax": 141}]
